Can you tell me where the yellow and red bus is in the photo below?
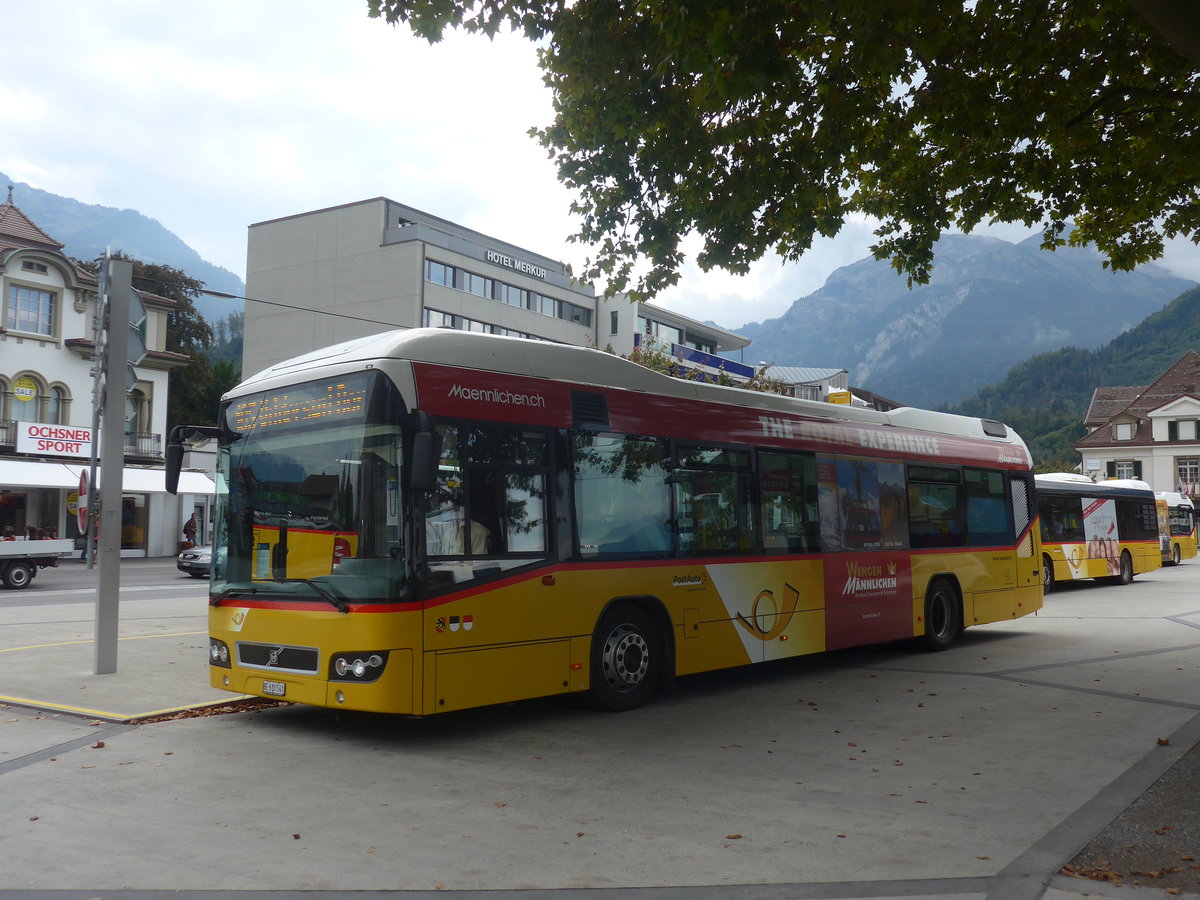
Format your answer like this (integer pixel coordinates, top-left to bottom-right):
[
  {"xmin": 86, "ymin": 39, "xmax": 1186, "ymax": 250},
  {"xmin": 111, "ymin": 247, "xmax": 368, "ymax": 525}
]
[
  {"xmin": 167, "ymin": 329, "xmax": 1042, "ymax": 715},
  {"xmin": 1036, "ymin": 474, "xmax": 1161, "ymax": 590},
  {"xmin": 1155, "ymin": 491, "xmax": 1197, "ymax": 566}
]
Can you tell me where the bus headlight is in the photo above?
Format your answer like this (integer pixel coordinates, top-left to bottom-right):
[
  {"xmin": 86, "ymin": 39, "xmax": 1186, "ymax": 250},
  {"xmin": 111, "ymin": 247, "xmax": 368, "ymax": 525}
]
[
  {"xmin": 330, "ymin": 651, "xmax": 388, "ymax": 683},
  {"xmin": 209, "ymin": 639, "xmax": 231, "ymax": 668}
]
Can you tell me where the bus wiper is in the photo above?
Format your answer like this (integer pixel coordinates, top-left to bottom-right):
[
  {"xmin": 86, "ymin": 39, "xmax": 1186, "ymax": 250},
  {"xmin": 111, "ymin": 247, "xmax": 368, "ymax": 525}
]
[
  {"xmin": 211, "ymin": 585, "xmax": 262, "ymax": 607},
  {"xmin": 279, "ymin": 578, "xmax": 350, "ymax": 614}
]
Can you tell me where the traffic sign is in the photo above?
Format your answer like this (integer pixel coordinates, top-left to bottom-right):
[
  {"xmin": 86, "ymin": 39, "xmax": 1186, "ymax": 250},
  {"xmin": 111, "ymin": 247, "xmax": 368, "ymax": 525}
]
[{"xmin": 77, "ymin": 470, "xmax": 89, "ymax": 533}]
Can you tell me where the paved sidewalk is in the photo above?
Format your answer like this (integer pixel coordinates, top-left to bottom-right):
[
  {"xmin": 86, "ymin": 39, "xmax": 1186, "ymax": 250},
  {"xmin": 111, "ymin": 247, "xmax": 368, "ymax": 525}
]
[
  {"xmin": 0, "ymin": 559, "xmax": 1198, "ymax": 899},
  {"xmin": 0, "ymin": 558, "xmax": 245, "ymax": 720}
]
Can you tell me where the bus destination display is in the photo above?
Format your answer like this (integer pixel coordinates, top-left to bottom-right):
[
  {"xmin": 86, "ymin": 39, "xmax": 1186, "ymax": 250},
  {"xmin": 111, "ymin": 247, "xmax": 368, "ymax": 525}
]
[{"xmin": 231, "ymin": 380, "xmax": 368, "ymax": 434}]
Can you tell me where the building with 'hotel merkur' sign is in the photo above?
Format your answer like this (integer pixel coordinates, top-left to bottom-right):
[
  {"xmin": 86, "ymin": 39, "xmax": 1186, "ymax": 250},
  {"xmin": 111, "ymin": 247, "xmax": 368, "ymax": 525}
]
[
  {"xmin": 0, "ymin": 188, "xmax": 214, "ymax": 557},
  {"xmin": 242, "ymin": 198, "xmax": 754, "ymax": 384}
]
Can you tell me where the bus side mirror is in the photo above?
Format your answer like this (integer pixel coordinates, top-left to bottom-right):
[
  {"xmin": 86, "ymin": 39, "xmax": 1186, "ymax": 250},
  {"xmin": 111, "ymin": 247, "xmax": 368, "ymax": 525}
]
[
  {"xmin": 165, "ymin": 425, "xmax": 221, "ymax": 495},
  {"xmin": 410, "ymin": 430, "xmax": 442, "ymax": 493},
  {"xmin": 165, "ymin": 442, "xmax": 184, "ymax": 495}
]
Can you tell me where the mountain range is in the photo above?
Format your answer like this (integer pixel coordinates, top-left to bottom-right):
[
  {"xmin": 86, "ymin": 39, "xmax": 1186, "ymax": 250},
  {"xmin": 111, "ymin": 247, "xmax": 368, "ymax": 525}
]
[
  {"xmin": 947, "ymin": 284, "xmax": 1200, "ymax": 465},
  {"xmin": 1, "ymin": 171, "xmax": 244, "ymax": 323},
  {"xmin": 736, "ymin": 234, "xmax": 1195, "ymax": 409}
]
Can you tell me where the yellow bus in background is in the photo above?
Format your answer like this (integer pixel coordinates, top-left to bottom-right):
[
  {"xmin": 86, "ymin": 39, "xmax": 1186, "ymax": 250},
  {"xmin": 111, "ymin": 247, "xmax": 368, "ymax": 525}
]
[
  {"xmin": 1037, "ymin": 474, "xmax": 1161, "ymax": 590},
  {"xmin": 1155, "ymin": 491, "xmax": 1197, "ymax": 566}
]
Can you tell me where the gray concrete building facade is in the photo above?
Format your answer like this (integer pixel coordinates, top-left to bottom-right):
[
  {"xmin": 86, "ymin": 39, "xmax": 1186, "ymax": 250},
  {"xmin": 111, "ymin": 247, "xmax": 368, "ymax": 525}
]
[{"xmin": 244, "ymin": 198, "xmax": 750, "ymax": 380}]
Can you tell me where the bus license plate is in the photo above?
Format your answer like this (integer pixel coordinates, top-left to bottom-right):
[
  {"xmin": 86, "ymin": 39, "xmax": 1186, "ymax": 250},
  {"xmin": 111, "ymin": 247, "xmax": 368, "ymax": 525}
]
[{"xmin": 262, "ymin": 680, "xmax": 286, "ymax": 697}]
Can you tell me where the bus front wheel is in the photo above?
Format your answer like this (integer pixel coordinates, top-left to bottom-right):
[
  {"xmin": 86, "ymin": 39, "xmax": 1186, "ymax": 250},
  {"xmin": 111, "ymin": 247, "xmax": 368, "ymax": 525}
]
[
  {"xmin": 1172, "ymin": 543, "xmax": 1182, "ymax": 566},
  {"xmin": 590, "ymin": 605, "xmax": 661, "ymax": 712},
  {"xmin": 922, "ymin": 579, "xmax": 962, "ymax": 651}
]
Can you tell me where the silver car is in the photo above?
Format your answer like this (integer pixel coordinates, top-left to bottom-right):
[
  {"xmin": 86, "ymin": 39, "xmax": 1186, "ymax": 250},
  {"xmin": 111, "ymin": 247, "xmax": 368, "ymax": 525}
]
[{"xmin": 177, "ymin": 545, "xmax": 212, "ymax": 578}]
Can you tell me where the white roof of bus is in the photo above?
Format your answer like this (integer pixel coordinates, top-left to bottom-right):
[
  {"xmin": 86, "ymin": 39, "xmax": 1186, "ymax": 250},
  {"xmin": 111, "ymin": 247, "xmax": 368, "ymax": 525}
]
[
  {"xmin": 234, "ymin": 328, "xmax": 1027, "ymax": 448},
  {"xmin": 1156, "ymin": 491, "xmax": 1195, "ymax": 507},
  {"xmin": 1036, "ymin": 472, "xmax": 1095, "ymax": 483},
  {"xmin": 1036, "ymin": 473, "xmax": 1155, "ymax": 492}
]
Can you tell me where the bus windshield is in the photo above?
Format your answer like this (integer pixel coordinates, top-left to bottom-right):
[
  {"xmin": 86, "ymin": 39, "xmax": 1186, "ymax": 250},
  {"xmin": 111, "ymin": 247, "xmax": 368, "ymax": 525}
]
[{"xmin": 212, "ymin": 371, "xmax": 407, "ymax": 604}]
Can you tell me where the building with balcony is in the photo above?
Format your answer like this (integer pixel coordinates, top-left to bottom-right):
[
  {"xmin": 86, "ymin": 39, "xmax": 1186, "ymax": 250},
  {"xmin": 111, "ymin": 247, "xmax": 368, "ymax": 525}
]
[
  {"xmin": 243, "ymin": 198, "xmax": 751, "ymax": 380},
  {"xmin": 1075, "ymin": 350, "xmax": 1200, "ymax": 495},
  {"xmin": 0, "ymin": 190, "xmax": 211, "ymax": 557}
]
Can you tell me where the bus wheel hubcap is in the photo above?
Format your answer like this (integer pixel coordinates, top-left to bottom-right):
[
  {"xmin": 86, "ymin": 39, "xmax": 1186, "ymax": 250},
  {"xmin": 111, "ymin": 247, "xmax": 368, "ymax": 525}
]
[{"xmin": 602, "ymin": 625, "xmax": 648, "ymax": 691}]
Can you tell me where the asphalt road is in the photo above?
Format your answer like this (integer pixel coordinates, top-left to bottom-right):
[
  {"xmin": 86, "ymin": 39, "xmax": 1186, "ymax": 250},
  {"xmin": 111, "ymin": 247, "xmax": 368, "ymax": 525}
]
[{"xmin": 0, "ymin": 557, "xmax": 1198, "ymax": 899}]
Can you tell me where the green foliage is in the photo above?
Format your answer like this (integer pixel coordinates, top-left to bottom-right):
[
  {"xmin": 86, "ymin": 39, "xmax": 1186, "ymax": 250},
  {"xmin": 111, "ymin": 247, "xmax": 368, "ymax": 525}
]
[
  {"xmin": 195, "ymin": 359, "xmax": 242, "ymax": 426},
  {"xmin": 78, "ymin": 254, "xmax": 220, "ymax": 429},
  {"xmin": 126, "ymin": 259, "xmax": 217, "ymax": 429},
  {"xmin": 207, "ymin": 311, "xmax": 244, "ymax": 369},
  {"xmin": 948, "ymin": 285, "xmax": 1200, "ymax": 466},
  {"xmin": 369, "ymin": 0, "xmax": 1200, "ymax": 299}
]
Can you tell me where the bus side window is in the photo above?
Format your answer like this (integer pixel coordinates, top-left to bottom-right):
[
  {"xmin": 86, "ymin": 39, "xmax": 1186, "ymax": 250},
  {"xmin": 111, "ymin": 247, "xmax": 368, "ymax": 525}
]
[
  {"xmin": 674, "ymin": 444, "xmax": 754, "ymax": 555},
  {"xmin": 759, "ymin": 451, "xmax": 817, "ymax": 553},
  {"xmin": 426, "ymin": 425, "xmax": 469, "ymax": 556},
  {"xmin": 964, "ymin": 469, "xmax": 1010, "ymax": 546},
  {"xmin": 572, "ymin": 433, "xmax": 672, "ymax": 558},
  {"xmin": 500, "ymin": 472, "xmax": 547, "ymax": 553},
  {"xmin": 907, "ymin": 481, "xmax": 964, "ymax": 548}
]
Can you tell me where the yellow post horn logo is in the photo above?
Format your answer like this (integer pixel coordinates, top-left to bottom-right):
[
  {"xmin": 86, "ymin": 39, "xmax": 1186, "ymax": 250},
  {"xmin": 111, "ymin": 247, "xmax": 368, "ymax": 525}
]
[{"xmin": 735, "ymin": 583, "xmax": 800, "ymax": 641}]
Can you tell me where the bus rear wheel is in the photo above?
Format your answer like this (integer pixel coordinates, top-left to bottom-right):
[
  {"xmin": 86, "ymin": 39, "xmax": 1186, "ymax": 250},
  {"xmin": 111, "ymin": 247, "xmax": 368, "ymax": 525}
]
[
  {"xmin": 590, "ymin": 605, "xmax": 661, "ymax": 712},
  {"xmin": 922, "ymin": 579, "xmax": 961, "ymax": 651},
  {"xmin": 1118, "ymin": 550, "xmax": 1133, "ymax": 584},
  {"xmin": 1103, "ymin": 551, "xmax": 1134, "ymax": 585}
]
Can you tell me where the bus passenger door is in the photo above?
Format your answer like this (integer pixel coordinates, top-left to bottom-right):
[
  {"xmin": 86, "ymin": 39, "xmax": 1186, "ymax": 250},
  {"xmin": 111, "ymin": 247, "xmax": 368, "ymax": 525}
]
[{"xmin": 1009, "ymin": 473, "xmax": 1041, "ymax": 588}]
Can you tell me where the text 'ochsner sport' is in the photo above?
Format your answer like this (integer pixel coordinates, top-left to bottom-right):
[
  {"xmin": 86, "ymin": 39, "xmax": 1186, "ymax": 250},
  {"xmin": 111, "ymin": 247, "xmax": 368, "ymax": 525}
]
[{"xmin": 23, "ymin": 424, "xmax": 92, "ymax": 454}]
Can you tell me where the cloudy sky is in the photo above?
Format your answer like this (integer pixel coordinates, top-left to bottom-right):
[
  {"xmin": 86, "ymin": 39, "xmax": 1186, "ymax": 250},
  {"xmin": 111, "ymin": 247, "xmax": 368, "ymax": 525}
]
[{"xmin": 2, "ymin": 1, "xmax": 1196, "ymax": 330}]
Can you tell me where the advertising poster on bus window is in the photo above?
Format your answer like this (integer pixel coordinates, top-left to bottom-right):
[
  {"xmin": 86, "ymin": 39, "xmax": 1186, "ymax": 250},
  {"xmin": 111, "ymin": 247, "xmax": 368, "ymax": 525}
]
[
  {"xmin": 816, "ymin": 457, "xmax": 908, "ymax": 552},
  {"xmin": 1082, "ymin": 496, "xmax": 1121, "ymax": 575}
]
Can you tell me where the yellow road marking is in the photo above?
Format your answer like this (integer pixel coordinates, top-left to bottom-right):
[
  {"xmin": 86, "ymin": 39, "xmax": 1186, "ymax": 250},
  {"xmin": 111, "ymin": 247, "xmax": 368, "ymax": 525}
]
[
  {"xmin": 0, "ymin": 631, "xmax": 206, "ymax": 653},
  {"xmin": 0, "ymin": 694, "xmax": 256, "ymax": 722}
]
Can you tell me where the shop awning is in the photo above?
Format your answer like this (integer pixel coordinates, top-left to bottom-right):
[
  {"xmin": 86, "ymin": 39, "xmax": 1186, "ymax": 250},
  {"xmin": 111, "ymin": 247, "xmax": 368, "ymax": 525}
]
[
  {"xmin": 0, "ymin": 460, "xmax": 82, "ymax": 489},
  {"xmin": 0, "ymin": 460, "xmax": 214, "ymax": 494}
]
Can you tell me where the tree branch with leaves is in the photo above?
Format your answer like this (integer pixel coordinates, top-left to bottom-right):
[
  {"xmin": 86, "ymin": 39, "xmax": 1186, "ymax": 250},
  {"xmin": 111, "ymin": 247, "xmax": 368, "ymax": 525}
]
[{"xmin": 369, "ymin": 0, "xmax": 1199, "ymax": 298}]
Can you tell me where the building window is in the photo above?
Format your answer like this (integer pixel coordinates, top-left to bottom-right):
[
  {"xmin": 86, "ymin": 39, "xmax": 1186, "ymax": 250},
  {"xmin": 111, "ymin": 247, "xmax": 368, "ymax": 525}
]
[
  {"xmin": 639, "ymin": 317, "xmax": 683, "ymax": 346},
  {"xmin": 20, "ymin": 261, "xmax": 48, "ymax": 274},
  {"xmin": 8, "ymin": 375, "xmax": 43, "ymax": 423},
  {"xmin": 425, "ymin": 259, "xmax": 593, "ymax": 330},
  {"xmin": 1168, "ymin": 419, "xmax": 1198, "ymax": 441},
  {"xmin": 1178, "ymin": 458, "xmax": 1199, "ymax": 491},
  {"xmin": 1113, "ymin": 422, "xmax": 1134, "ymax": 441},
  {"xmin": 610, "ymin": 310, "xmax": 619, "ymax": 335},
  {"xmin": 46, "ymin": 386, "xmax": 66, "ymax": 425},
  {"xmin": 560, "ymin": 301, "xmax": 592, "ymax": 327},
  {"xmin": 6, "ymin": 285, "xmax": 56, "ymax": 337},
  {"xmin": 424, "ymin": 259, "xmax": 455, "ymax": 286},
  {"xmin": 463, "ymin": 271, "xmax": 492, "ymax": 298},
  {"xmin": 1110, "ymin": 460, "xmax": 1138, "ymax": 480},
  {"xmin": 496, "ymin": 283, "xmax": 527, "ymax": 307}
]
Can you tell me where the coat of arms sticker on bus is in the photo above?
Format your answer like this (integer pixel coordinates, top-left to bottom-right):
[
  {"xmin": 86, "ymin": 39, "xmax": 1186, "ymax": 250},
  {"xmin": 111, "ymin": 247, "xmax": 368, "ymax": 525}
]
[{"xmin": 435, "ymin": 615, "xmax": 475, "ymax": 633}]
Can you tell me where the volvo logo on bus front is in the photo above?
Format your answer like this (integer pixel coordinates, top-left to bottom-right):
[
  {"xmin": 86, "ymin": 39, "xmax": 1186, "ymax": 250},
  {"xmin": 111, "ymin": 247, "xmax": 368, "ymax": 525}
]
[{"xmin": 265, "ymin": 646, "xmax": 285, "ymax": 667}]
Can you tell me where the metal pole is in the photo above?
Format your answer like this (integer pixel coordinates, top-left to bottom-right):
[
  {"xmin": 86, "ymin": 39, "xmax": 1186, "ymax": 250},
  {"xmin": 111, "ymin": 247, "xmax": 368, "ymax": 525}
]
[
  {"xmin": 94, "ymin": 259, "xmax": 132, "ymax": 674},
  {"xmin": 86, "ymin": 254, "xmax": 109, "ymax": 570}
]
